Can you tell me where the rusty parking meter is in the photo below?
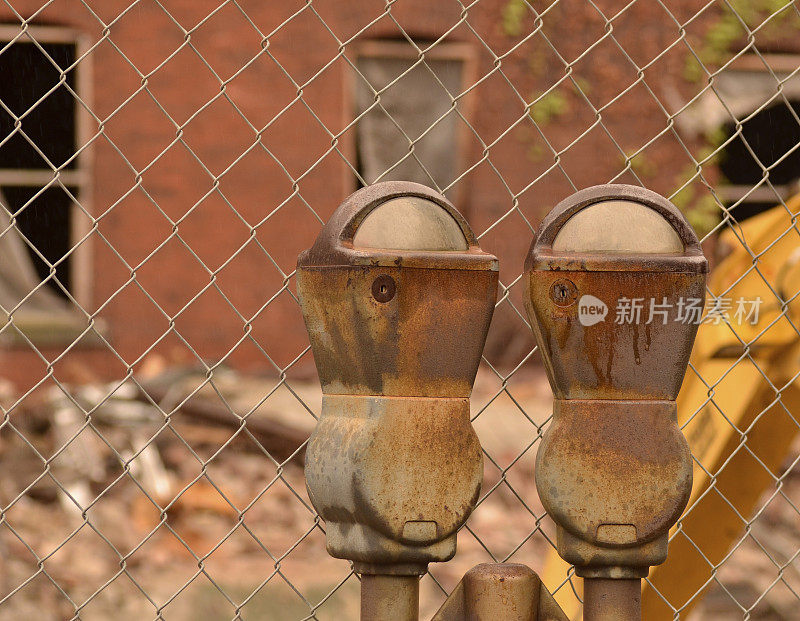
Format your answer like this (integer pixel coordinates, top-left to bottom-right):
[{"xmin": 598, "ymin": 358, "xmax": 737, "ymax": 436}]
[
  {"xmin": 297, "ymin": 181, "xmax": 498, "ymax": 620},
  {"xmin": 524, "ymin": 185, "xmax": 708, "ymax": 619}
]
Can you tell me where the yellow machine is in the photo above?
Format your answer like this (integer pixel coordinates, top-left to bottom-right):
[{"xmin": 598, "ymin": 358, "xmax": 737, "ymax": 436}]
[{"xmin": 541, "ymin": 196, "xmax": 800, "ymax": 619}]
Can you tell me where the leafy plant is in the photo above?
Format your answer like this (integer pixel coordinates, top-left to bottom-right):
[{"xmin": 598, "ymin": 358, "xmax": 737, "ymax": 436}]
[
  {"xmin": 671, "ymin": 164, "xmax": 722, "ymax": 237},
  {"xmin": 685, "ymin": 0, "xmax": 800, "ymax": 81},
  {"xmin": 529, "ymin": 89, "xmax": 569, "ymax": 125},
  {"xmin": 502, "ymin": 0, "xmax": 529, "ymax": 37}
]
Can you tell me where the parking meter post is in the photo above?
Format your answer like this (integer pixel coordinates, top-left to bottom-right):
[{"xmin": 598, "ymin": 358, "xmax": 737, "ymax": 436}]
[
  {"xmin": 431, "ymin": 563, "xmax": 570, "ymax": 621},
  {"xmin": 360, "ymin": 574, "xmax": 419, "ymax": 621},
  {"xmin": 583, "ymin": 578, "xmax": 641, "ymax": 621},
  {"xmin": 296, "ymin": 181, "xmax": 498, "ymax": 620},
  {"xmin": 524, "ymin": 185, "xmax": 708, "ymax": 620}
]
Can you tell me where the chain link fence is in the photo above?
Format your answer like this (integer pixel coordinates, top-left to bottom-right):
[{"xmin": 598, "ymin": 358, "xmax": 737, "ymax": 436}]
[{"xmin": 0, "ymin": 0, "xmax": 798, "ymax": 619}]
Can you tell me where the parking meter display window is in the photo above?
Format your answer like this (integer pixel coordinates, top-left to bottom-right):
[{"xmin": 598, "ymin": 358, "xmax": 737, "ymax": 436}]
[
  {"xmin": 552, "ymin": 199, "xmax": 684, "ymax": 254},
  {"xmin": 353, "ymin": 196, "xmax": 468, "ymax": 251}
]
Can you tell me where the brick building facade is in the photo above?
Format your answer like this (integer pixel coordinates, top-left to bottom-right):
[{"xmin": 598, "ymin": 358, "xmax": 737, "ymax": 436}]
[{"xmin": 0, "ymin": 0, "xmax": 797, "ymax": 389}]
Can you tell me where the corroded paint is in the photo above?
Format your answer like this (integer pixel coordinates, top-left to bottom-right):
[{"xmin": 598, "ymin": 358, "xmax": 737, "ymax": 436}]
[
  {"xmin": 304, "ymin": 395, "xmax": 482, "ymax": 566},
  {"xmin": 525, "ymin": 270, "xmax": 705, "ymax": 400},
  {"xmin": 361, "ymin": 574, "xmax": 419, "ymax": 621},
  {"xmin": 535, "ymin": 400, "xmax": 692, "ymax": 575},
  {"xmin": 583, "ymin": 578, "xmax": 641, "ymax": 621},
  {"xmin": 297, "ymin": 266, "xmax": 496, "ymax": 397}
]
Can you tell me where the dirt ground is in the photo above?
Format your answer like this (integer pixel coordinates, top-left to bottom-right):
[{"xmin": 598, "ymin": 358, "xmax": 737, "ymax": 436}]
[{"xmin": 0, "ymin": 365, "xmax": 797, "ymax": 620}]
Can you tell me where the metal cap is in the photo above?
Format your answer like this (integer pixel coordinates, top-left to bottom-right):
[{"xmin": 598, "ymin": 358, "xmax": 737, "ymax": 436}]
[
  {"xmin": 526, "ymin": 184, "xmax": 708, "ymax": 273},
  {"xmin": 353, "ymin": 195, "xmax": 469, "ymax": 251},
  {"xmin": 298, "ymin": 181, "xmax": 498, "ymax": 271}
]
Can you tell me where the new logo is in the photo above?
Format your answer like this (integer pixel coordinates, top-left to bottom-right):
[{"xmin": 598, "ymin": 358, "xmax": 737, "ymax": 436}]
[{"xmin": 578, "ymin": 295, "xmax": 608, "ymax": 326}]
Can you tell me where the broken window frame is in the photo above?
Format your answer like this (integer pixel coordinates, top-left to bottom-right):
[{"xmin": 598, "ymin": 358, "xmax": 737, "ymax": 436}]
[
  {"xmin": 680, "ymin": 53, "xmax": 800, "ymax": 211},
  {"xmin": 342, "ymin": 38, "xmax": 477, "ymax": 212},
  {"xmin": 0, "ymin": 24, "xmax": 95, "ymax": 346}
]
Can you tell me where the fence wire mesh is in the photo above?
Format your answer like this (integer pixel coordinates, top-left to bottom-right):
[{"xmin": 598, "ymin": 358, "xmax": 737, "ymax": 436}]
[{"xmin": 0, "ymin": 0, "xmax": 798, "ymax": 619}]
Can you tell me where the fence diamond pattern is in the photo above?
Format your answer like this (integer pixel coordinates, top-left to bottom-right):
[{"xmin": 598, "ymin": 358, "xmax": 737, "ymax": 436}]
[{"xmin": 0, "ymin": 0, "xmax": 798, "ymax": 619}]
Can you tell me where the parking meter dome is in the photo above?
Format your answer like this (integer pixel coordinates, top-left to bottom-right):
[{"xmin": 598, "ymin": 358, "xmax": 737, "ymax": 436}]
[
  {"xmin": 352, "ymin": 195, "xmax": 469, "ymax": 251},
  {"xmin": 552, "ymin": 199, "xmax": 684, "ymax": 254}
]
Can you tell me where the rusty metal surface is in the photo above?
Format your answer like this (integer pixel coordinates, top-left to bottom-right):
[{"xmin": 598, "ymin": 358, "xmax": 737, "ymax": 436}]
[
  {"xmin": 528, "ymin": 253, "xmax": 707, "ymax": 273},
  {"xmin": 305, "ymin": 395, "xmax": 482, "ymax": 569},
  {"xmin": 431, "ymin": 563, "xmax": 569, "ymax": 621},
  {"xmin": 535, "ymin": 400, "xmax": 691, "ymax": 576},
  {"xmin": 524, "ymin": 185, "xmax": 707, "ymax": 584},
  {"xmin": 525, "ymin": 270, "xmax": 705, "ymax": 400},
  {"xmin": 360, "ymin": 574, "xmax": 419, "ymax": 621},
  {"xmin": 583, "ymin": 578, "xmax": 641, "ymax": 621},
  {"xmin": 297, "ymin": 182, "xmax": 497, "ymax": 579},
  {"xmin": 298, "ymin": 266, "xmax": 497, "ymax": 397}
]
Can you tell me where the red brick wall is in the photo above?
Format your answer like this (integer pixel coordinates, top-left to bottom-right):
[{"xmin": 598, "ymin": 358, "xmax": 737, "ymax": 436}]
[{"xmin": 0, "ymin": 1, "xmax": 746, "ymax": 388}]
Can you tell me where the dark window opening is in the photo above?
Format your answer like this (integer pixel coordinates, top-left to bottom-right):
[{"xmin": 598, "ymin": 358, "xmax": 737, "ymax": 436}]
[
  {"xmin": 0, "ymin": 41, "xmax": 76, "ymax": 170},
  {"xmin": 0, "ymin": 39, "xmax": 78, "ymax": 300},
  {"xmin": 720, "ymin": 99, "xmax": 800, "ymax": 221}
]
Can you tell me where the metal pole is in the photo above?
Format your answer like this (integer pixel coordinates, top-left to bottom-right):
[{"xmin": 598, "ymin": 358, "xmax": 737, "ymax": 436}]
[
  {"xmin": 583, "ymin": 578, "xmax": 641, "ymax": 621},
  {"xmin": 360, "ymin": 574, "xmax": 419, "ymax": 621}
]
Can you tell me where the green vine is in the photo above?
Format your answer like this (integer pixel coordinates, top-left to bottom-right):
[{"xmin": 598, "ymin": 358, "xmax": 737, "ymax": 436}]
[
  {"xmin": 502, "ymin": 0, "xmax": 573, "ymax": 133},
  {"xmin": 685, "ymin": 0, "xmax": 800, "ymax": 81},
  {"xmin": 528, "ymin": 89, "xmax": 569, "ymax": 125},
  {"xmin": 620, "ymin": 150, "xmax": 657, "ymax": 180},
  {"xmin": 676, "ymin": 1, "xmax": 800, "ymax": 233},
  {"xmin": 502, "ymin": 0, "xmax": 528, "ymax": 37},
  {"xmin": 500, "ymin": 0, "xmax": 797, "ymax": 235},
  {"xmin": 670, "ymin": 164, "xmax": 721, "ymax": 237}
]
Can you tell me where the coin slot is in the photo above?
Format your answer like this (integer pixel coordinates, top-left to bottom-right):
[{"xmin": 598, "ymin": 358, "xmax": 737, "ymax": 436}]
[
  {"xmin": 550, "ymin": 279, "xmax": 578, "ymax": 307},
  {"xmin": 371, "ymin": 275, "xmax": 396, "ymax": 303}
]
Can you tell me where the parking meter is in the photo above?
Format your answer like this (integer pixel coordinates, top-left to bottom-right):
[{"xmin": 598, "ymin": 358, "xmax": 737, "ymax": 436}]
[
  {"xmin": 297, "ymin": 182, "xmax": 497, "ymax": 594},
  {"xmin": 524, "ymin": 185, "xmax": 707, "ymax": 613}
]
